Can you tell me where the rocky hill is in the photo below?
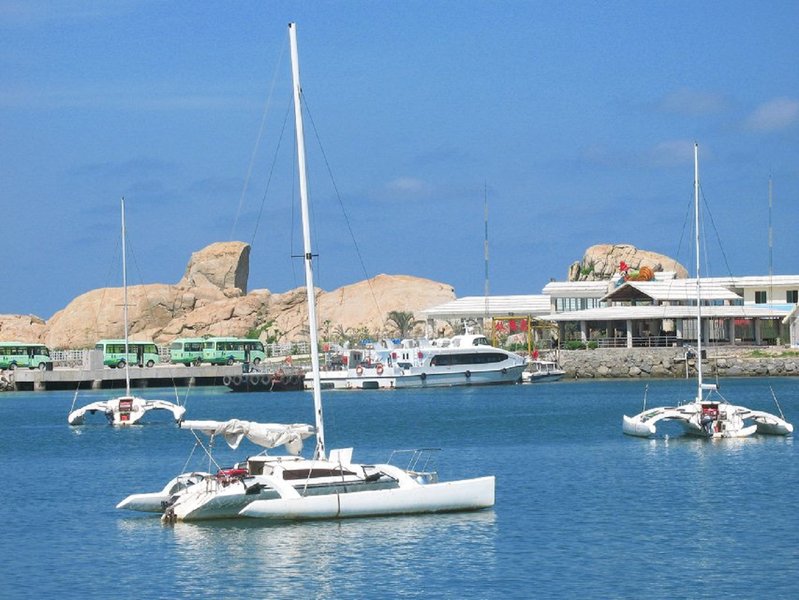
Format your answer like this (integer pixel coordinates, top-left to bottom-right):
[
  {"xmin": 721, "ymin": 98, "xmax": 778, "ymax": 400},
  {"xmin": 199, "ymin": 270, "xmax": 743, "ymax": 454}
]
[{"xmin": 0, "ymin": 242, "xmax": 454, "ymax": 349}]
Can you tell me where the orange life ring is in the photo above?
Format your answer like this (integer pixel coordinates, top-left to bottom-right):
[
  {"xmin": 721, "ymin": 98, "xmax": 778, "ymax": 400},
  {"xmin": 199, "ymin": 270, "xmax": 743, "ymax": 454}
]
[
  {"xmin": 376, "ymin": 364, "xmax": 384, "ymax": 375},
  {"xmin": 356, "ymin": 365, "xmax": 364, "ymax": 376}
]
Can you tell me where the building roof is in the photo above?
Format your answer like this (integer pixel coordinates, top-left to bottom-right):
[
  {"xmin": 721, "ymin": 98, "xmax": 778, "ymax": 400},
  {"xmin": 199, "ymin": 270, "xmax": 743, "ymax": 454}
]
[
  {"xmin": 705, "ymin": 275, "xmax": 799, "ymax": 288},
  {"xmin": 601, "ymin": 280, "xmax": 741, "ymax": 303},
  {"xmin": 541, "ymin": 281, "xmax": 610, "ymax": 298},
  {"xmin": 420, "ymin": 295, "xmax": 551, "ymax": 320},
  {"xmin": 544, "ymin": 275, "xmax": 799, "ymax": 298},
  {"xmin": 547, "ymin": 304, "xmax": 790, "ymax": 323}
]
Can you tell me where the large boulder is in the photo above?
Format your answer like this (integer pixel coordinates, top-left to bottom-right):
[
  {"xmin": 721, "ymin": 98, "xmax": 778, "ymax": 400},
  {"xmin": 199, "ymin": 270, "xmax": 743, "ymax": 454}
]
[
  {"xmin": 568, "ymin": 244, "xmax": 688, "ymax": 281},
  {"xmin": 266, "ymin": 274, "xmax": 456, "ymax": 341},
  {"xmin": 43, "ymin": 284, "xmax": 194, "ymax": 349},
  {"xmin": 178, "ymin": 241, "xmax": 249, "ymax": 296}
]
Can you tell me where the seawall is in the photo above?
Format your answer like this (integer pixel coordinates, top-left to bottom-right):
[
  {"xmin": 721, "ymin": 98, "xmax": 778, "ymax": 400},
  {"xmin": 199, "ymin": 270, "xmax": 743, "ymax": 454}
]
[{"xmin": 559, "ymin": 347, "xmax": 799, "ymax": 379}]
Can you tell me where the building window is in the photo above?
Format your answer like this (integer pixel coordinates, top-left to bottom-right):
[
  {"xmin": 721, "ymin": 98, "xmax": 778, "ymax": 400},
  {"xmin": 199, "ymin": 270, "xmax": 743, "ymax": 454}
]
[
  {"xmin": 787, "ymin": 290, "xmax": 798, "ymax": 304},
  {"xmin": 755, "ymin": 291, "xmax": 767, "ymax": 304}
]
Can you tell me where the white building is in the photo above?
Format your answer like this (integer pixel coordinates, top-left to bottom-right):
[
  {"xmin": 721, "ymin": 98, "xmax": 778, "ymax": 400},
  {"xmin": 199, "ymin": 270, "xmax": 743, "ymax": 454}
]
[
  {"xmin": 542, "ymin": 275, "xmax": 798, "ymax": 348},
  {"xmin": 420, "ymin": 275, "xmax": 799, "ymax": 349}
]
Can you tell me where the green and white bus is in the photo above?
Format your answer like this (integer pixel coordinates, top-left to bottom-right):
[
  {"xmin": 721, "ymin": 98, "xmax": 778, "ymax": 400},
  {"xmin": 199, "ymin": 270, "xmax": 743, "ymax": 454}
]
[
  {"xmin": 0, "ymin": 342, "xmax": 52, "ymax": 370},
  {"xmin": 202, "ymin": 337, "xmax": 266, "ymax": 365},
  {"xmin": 169, "ymin": 338, "xmax": 206, "ymax": 366},
  {"xmin": 95, "ymin": 339, "xmax": 160, "ymax": 368}
]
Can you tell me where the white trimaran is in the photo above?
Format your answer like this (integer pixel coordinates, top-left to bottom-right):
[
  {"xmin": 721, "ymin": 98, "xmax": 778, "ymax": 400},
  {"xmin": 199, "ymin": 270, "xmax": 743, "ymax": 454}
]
[
  {"xmin": 622, "ymin": 144, "xmax": 792, "ymax": 438},
  {"xmin": 67, "ymin": 198, "xmax": 185, "ymax": 426},
  {"xmin": 117, "ymin": 23, "xmax": 494, "ymax": 521}
]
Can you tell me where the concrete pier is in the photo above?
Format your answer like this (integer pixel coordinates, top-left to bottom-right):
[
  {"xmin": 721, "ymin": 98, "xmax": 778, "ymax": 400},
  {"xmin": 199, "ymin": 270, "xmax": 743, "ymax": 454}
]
[{"xmin": 10, "ymin": 364, "xmax": 245, "ymax": 392}]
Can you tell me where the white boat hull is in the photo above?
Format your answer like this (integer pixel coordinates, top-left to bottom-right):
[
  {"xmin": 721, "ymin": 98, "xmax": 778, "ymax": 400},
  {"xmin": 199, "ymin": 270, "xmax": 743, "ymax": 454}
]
[
  {"xmin": 308, "ymin": 364, "xmax": 524, "ymax": 390},
  {"xmin": 240, "ymin": 476, "xmax": 495, "ymax": 520}
]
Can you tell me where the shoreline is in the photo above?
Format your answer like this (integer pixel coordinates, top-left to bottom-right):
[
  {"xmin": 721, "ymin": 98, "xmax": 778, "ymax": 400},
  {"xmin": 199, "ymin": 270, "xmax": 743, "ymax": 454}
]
[{"xmin": 559, "ymin": 347, "xmax": 799, "ymax": 379}]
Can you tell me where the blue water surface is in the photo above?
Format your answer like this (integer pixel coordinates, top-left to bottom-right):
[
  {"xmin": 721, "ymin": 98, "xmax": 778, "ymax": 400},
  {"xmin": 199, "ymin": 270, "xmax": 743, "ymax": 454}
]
[{"xmin": 1, "ymin": 378, "xmax": 797, "ymax": 599}]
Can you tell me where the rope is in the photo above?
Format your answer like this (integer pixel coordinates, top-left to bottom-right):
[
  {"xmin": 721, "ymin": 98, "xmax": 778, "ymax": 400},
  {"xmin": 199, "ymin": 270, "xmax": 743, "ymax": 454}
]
[
  {"xmin": 301, "ymin": 95, "xmax": 383, "ymax": 317},
  {"xmin": 231, "ymin": 37, "xmax": 288, "ymax": 241}
]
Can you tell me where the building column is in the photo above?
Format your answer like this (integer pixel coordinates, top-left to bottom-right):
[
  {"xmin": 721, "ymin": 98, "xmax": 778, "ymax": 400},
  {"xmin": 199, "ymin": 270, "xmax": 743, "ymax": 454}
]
[
  {"xmin": 626, "ymin": 319, "xmax": 633, "ymax": 348},
  {"xmin": 754, "ymin": 319, "xmax": 762, "ymax": 345},
  {"xmin": 580, "ymin": 321, "xmax": 588, "ymax": 343}
]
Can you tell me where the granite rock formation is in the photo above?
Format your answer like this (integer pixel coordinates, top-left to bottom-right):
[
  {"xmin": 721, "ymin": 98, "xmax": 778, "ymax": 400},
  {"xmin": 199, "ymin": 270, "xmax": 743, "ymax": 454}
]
[
  {"xmin": 178, "ymin": 241, "xmax": 250, "ymax": 296},
  {"xmin": 3, "ymin": 242, "xmax": 455, "ymax": 349},
  {"xmin": 0, "ymin": 314, "xmax": 47, "ymax": 343},
  {"xmin": 567, "ymin": 244, "xmax": 688, "ymax": 281}
]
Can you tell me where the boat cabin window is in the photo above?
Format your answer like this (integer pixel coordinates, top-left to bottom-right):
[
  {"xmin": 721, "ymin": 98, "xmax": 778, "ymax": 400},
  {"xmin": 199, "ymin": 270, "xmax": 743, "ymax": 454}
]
[
  {"xmin": 282, "ymin": 468, "xmax": 355, "ymax": 480},
  {"xmin": 430, "ymin": 352, "xmax": 508, "ymax": 366}
]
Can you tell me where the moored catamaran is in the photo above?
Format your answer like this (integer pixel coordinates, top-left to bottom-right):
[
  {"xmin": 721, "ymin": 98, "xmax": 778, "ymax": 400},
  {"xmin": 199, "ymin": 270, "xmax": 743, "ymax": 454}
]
[
  {"xmin": 67, "ymin": 199, "xmax": 185, "ymax": 427},
  {"xmin": 117, "ymin": 23, "xmax": 494, "ymax": 521},
  {"xmin": 622, "ymin": 144, "xmax": 792, "ymax": 439}
]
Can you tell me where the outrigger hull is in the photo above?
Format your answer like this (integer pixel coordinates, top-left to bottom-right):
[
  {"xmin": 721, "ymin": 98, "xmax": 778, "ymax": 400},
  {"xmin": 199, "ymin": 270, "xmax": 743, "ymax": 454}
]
[{"xmin": 239, "ymin": 476, "xmax": 495, "ymax": 520}]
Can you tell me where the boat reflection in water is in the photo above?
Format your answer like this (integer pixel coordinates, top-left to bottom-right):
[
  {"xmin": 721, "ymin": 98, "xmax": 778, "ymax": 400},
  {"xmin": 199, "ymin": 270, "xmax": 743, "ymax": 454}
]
[{"xmin": 140, "ymin": 511, "xmax": 498, "ymax": 596}]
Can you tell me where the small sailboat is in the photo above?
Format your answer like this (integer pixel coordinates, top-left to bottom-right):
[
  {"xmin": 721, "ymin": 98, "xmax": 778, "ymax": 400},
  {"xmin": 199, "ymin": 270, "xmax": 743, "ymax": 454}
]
[
  {"xmin": 120, "ymin": 23, "xmax": 494, "ymax": 521},
  {"xmin": 67, "ymin": 199, "xmax": 185, "ymax": 426},
  {"xmin": 622, "ymin": 144, "xmax": 792, "ymax": 438}
]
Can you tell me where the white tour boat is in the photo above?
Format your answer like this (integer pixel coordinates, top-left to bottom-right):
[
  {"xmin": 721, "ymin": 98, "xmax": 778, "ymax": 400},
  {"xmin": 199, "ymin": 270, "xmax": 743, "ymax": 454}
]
[
  {"xmin": 622, "ymin": 144, "xmax": 792, "ymax": 439},
  {"xmin": 68, "ymin": 199, "xmax": 185, "ymax": 427},
  {"xmin": 309, "ymin": 335, "xmax": 526, "ymax": 390}
]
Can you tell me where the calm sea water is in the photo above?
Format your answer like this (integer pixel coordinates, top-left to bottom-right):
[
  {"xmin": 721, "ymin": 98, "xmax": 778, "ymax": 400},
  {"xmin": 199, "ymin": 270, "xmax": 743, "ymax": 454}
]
[{"xmin": 1, "ymin": 378, "xmax": 797, "ymax": 599}]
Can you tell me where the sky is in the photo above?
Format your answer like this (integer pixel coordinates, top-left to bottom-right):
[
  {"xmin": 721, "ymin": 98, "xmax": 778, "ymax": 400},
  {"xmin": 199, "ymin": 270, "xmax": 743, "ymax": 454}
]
[{"xmin": 2, "ymin": 1, "xmax": 798, "ymax": 319}]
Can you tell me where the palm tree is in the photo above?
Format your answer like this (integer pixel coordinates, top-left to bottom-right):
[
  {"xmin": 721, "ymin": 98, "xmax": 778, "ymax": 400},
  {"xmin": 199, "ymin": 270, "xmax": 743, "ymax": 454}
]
[
  {"xmin": 332, "ymin": 324, "xmax": 351, "ymax": 344},
  {"xmin": 385, "ymin": 310, "xmax": 421, "ymax": 338}
]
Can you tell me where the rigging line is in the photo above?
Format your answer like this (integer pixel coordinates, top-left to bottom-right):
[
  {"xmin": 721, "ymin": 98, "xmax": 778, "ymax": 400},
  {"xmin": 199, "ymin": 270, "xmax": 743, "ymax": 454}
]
[
  {"xmin": 249, "ymin": 93, "xmax": 293, "ymax": 248},
  {"xmin": 699, "ymin": 182, "xmax": 749, "ymax": 327},
  {"xmin": 125, "ymin": 231, "xmax": 162, "ymax": 340},
  {"xmin": 230, "ymin": 39, "xmax": 288, "ymax": 242},
  {"xmin": 300, "ymin": 95, "xmax": 383, "ymax": 317},
  {"xmin": 699, "ymin": 183, "xmax": 734, "ymax": 279},
  {"xmin": 94, "ymin": 230, "xmax": 121, "ymax": 343},
  {"xmin": 664, "ymin": 194, "xmax": 693, "ymax": 315},
  {"xmin": 179, "ymin": 439, "xmax": 202, "ymax": 474}
]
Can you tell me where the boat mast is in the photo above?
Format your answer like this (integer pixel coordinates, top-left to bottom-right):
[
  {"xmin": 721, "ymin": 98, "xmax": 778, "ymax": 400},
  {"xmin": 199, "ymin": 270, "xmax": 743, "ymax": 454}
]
[
  {"xmin": 483, "ymin": 184, "xmax": 490, "ymax": 331},
  {"xmin": 121, "ymin": 197, "xmax": 131, "ymax": 396},
  {"xmin": 289, "ymin": 22, "xmax": 325, "ymax": 460},
  {"xmin": 693, "ymin": 144, "xmax": 703, "ymax": 401}
]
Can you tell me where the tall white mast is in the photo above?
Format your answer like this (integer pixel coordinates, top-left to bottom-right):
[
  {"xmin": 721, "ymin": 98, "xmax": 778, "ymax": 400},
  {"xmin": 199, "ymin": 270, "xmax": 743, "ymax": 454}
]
[
  {"xmin": 483, "ymin": 184, "xmax": 489, "ymax": 328},
  {"xmin": 289, "ymin": 22, "xmax": 325, "ymax": 460},
  {"xmin": 121, "ymin": 197, "xmax": 131, "ymax": 396},
  {"xmin": 693, "ymin": 143, "xmax": 704, "ymax": 400}
]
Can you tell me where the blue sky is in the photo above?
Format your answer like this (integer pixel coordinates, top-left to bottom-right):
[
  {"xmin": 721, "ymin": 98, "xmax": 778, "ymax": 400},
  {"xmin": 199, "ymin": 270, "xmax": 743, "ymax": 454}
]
[{"xmin": 2, "ymin": 1, "xmax": 798, "ymax": 319}]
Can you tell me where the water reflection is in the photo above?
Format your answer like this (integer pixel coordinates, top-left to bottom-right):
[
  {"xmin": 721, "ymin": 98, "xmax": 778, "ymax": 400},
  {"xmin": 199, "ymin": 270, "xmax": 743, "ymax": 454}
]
[{"xmin": 118, "ymin": 511, "xmax": 497, "ymax": 597}]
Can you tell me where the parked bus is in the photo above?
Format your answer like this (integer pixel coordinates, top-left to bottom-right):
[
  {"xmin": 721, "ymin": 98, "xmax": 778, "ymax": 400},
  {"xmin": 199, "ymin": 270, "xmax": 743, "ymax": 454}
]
[
  {"xmin": 169, "ymin": 338, "xmax": 206, "ymax": 366},
  {"xmin": 202, "ymin": 337, "xmax": 266, "ymax": 365},
  {"xmin": 0, "ymin": 342, "xmax": 53, "ymax": 370},
  {"xmin": 95, "ymin": 339, "xmax": 160, "ymax": 368}
]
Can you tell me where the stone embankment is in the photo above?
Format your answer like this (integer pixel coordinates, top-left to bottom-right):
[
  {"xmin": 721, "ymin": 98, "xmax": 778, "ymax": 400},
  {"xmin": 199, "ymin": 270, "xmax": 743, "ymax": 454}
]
[{"xmin": 560, "ymin": 347, "xmax": 799, "ymax": 379}]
